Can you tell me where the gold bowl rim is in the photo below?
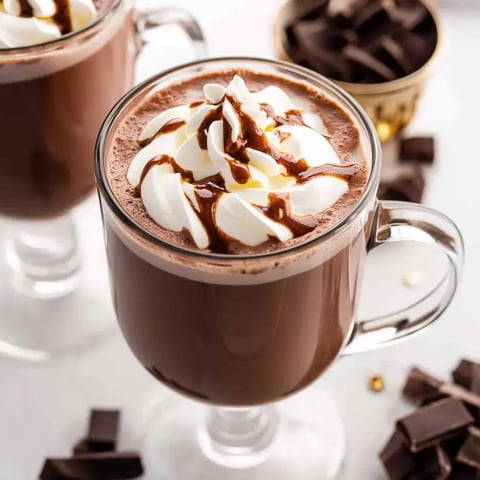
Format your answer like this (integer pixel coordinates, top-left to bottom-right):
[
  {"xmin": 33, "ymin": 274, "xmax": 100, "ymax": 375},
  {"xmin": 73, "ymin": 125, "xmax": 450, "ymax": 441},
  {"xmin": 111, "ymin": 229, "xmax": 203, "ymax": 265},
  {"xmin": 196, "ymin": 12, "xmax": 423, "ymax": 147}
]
[{"xmin": 272, "ymin": 0, "xmax": 443, "ymax": 94}]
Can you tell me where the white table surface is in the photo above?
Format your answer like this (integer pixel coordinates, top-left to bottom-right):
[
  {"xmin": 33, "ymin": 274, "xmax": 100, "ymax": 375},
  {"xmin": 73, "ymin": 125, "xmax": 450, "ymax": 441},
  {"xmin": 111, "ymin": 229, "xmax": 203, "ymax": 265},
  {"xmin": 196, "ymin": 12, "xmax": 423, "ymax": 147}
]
[{"xmin": 1, "ymin": 1, "xmax": 480, "ymax": 479}]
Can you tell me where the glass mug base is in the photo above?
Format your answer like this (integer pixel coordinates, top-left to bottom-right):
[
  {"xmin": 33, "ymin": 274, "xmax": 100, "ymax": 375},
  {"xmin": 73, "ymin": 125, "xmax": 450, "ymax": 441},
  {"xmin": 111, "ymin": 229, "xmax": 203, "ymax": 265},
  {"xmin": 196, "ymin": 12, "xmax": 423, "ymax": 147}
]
[
  {"xmin": 138, "ymin": 388, "xmax": 345, "ymax": 480},
  {"xmin": 0, "ymin": 199, "xmax": 116, "ymax": 363}
]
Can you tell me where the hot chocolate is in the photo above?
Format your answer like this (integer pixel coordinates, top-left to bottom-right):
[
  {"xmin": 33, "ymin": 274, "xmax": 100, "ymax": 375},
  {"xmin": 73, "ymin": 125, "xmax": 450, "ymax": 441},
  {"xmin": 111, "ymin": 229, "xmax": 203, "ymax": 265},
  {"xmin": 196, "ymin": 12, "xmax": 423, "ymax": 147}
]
[
  {"xmin": 102, "ymin": 67, "xmax": 371, "ymax": 406},
  {"xmin": 0, "ymin": 0, "xmax": 134, "ymax": 219}
]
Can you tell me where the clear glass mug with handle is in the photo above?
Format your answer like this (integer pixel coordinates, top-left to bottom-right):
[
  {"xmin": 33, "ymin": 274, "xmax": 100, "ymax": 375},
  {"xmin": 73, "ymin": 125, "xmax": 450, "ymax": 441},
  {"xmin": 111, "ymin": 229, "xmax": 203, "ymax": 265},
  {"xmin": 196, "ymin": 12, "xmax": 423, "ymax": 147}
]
[
  {"xmin": 0, "ymin": 0, "xmax": 206, "ymax": 362},
  {"xmin": 95, "ymin": 57, "xmax": 463, "ymax": 479}
]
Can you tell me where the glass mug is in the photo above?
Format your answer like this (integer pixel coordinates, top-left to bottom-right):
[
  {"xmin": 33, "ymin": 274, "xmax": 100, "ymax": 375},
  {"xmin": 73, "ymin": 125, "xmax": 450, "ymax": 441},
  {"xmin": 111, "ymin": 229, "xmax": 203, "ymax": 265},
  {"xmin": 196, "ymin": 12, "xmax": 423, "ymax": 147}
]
[
  {"xmin": 0, "ymin": 0, "xmax": 206, "ymax": 361},
  {"xmin": 95, "ymin": 58, "xmax": 463, "ymax": 478}
]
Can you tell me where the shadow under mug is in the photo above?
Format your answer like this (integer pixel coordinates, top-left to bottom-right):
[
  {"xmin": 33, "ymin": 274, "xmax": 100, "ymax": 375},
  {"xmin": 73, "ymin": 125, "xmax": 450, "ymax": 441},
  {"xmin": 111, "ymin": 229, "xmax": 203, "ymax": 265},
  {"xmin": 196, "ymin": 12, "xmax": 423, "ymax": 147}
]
[
  {"xmin": 95, "ymin": 57, "xmax": 463, "ymax": 474},
  {"xmin": 0, "ymin": 0, "xmax": 206, "ymax": 362}
]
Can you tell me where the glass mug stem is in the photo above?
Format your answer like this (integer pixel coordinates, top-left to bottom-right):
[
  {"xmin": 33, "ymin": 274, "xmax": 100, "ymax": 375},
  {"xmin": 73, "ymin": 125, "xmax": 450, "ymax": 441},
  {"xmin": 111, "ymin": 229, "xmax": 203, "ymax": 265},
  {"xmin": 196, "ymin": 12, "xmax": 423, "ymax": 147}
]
[
  {"xmin": 6, "ymin": 213, "xmax": 80, "ymax": 298},
  {"xmin": 198, "ymin": 406, "xmax": 278, "ymax": 468}
]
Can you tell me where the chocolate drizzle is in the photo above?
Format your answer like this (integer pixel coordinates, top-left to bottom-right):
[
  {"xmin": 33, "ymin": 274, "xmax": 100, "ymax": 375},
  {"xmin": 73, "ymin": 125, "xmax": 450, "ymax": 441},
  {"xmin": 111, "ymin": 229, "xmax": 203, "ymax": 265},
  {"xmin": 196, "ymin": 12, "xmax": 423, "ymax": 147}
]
[
  {"xmin": 17, "ymin": 0, "xmax": 34, "ymax": 17},
  {"xmin": 135, "ymin": 89, "xmax": 362, "ymax": 250},
  {"xmin": 192, "ymin": 175, "xmax": 229, "ymax": 252},
  {"xmin": 53, "ymin": 0, "xmax": 72, "ymax": 35},
  {"xmin": 261, "ymin": 104, "xmax": 308, "ymax": 127},
  {"xmin": 135, "ymin": 154, "xmax": 193, "ymax": 197},
  {"xmin": 262, "ymin": 193, "xmax": 318, "ymax": 237},
  {"xmin": 13, "ymin": 0, "xmax": 75, "ymax": 34},
  {"xmin": 197, "ymin": 105, "xmax": 223, "ymax": 150},
  {"xmin": 140, "ymin": 119, "xmax": 186, "ymax": 147}
]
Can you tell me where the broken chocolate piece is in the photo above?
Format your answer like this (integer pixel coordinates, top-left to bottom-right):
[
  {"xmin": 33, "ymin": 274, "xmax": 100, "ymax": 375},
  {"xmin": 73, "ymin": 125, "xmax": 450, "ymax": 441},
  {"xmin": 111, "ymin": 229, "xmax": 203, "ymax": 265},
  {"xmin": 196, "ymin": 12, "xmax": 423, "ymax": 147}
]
[
  {"xmin": 378, "ymin": 168, "xmax": 425, "ymax": 203},
  {"xmin": 351, "ymin": 0, "xmax": 391, "ymax": 36},
  {"xmin": 73, "ymin": 409, "xmax": 120, "ymax": 455},
  {"xmin": 39, "ymin": 452, "xmax": 144, "ymax": 480},
  {"xmin": 344, "ymin": 44, "xmax": 397, "ymax": 81},
  {"xmin": 88, "ymin": 410, "xmax": 120, "ymax": 447},
  {"xmin": 457, "ymin": 427, "xmax": 480, "ymax": 469},
  {"xmin": 398, "ymin": 397, "xmax": 474, "ymax": 452},
  {"xmin": 393, "ymin": 2, "xmax": 428, "ymax": 30},
  {"xmin": 410, "ymin": 446, "xmax": 451, "ymax": 480},
  {"xmin": 400, "ymin": 137, "xmax": 435, "ymax": 164},
  {"xmin": 403, "ymin": 367, "xmax": 445, "ymax": 406},
  {"xmin": 293, "ymin": 20, "xmax": 350, "ymax": 50},
  {"xmin": 395, "ymin": 30, "xmax": 434, "ymax": 71},
  {"xmin": 380, "ymin": 429, "xmax": 417, "ymax": 479},
  {"xmin": 374, "ymin": 35, "xmax": 414, "ymax": 75},
  {"xmin": 450, "ymin": 463, "xmax": 480, "ymax": 479},
  {"xmin": 453, "ymin": 359, "xmax": 480, "ymax": 392}
]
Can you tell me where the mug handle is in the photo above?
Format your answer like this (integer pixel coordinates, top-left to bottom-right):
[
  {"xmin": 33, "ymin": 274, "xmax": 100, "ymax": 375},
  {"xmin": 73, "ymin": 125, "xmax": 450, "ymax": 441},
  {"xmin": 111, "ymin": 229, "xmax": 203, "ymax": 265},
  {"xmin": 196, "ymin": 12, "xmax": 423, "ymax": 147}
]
[
  {"xmin": 134, "ymin": 7, "xmax": 207, "ymax": 61},
  {"xmin": 343, "ymin": 200, "xmax": 464, "ymax": 355}
]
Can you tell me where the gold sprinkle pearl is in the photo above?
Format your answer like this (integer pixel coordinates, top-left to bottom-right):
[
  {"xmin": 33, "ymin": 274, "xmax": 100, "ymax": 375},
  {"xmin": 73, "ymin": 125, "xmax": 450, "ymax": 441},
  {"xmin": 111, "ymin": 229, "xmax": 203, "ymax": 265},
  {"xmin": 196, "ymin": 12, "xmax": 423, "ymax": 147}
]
[{"xmin": 369, "ymin": 374, "xmax": 385, "ymax": 392}]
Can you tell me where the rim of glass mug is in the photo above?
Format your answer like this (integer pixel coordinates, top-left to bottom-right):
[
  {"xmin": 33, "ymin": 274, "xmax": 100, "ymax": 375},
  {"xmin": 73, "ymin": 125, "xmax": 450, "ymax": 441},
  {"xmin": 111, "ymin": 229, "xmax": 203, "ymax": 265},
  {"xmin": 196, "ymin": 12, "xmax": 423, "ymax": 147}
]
[
  {"xmin": 0, "ymin": 0, "xmax": 124, "ymax": 56},
  {"xmin": 95, "ymin": 56, "xmax": 382, "ymax": 261}
]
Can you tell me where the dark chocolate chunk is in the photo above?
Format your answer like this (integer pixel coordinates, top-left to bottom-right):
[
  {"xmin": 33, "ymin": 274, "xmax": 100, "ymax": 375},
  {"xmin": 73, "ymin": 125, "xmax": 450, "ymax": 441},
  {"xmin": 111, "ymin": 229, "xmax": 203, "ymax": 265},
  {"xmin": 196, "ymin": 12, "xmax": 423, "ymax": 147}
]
[
  {"xmin": 39, "ymin": 452, "xmax": 144, "ymax": 480},
  {"xmin": 374, "ymin": 35, "xmax": 414, "ymax": 75},
  {"xmin": 398, "ymin": 397, "xmax": 474, "ymax": 452},
  {"xmin": 409, "ymin": 446, "xmax": 451, "ymax": 480},
  {"xmin": 400, "ymin": 137, "xmax": 435, "ymax": 164},
  {"xmin": 393, "ymin": 2, "xmax": 428, "ymax": 30},
  {"xmin": 73, "ymin": 439, "xmax": 92, "ymax": 456},
  {"xmin": 450, "ymin": 463, "xmax": 480, "ymax": 479},
  {"xmin": 351, "ymin": 0, "xmax": 391, "ymax": 34},
  {"xmin": 442, "ymin": 431, "xmax": 469, "ymax": 460},
  {"xmin": 378, "ymin": 168, "xmax": 425, "ymax": 203},
  {"xmin": 292, "ymin": 19, "xmax": 349, "ymax": 50},
  {"xmin": 380, "ymin": 429, "xmax": 417, "ymax": 479},
  {"xmin": 395, "ymin": 30, "xmax": 434, "ymax": 71},
  {"xmin": 453, "ymin": 359, "xmax": 480, "ymax": 392},
  {"xmin": 300, "ymin": 0, "xmax": 329, "ymax": 21},
  {"xmin": 73, "ymin": 409, "xmax": 120, "ymax": 455},
  {"xmin": 300, "ymin": 49, "xmax": 352, "ymax": 81},
  {"xmin": 457, "ymin": 427, "xmax": 480, "ymax": 469},
  {"xmin": 88, "ymin": 409, "xmax": 120, "ymax": 450},
  {"xmin": 403, "ymin": 367, "xmax": 445, "ymax": 406},
  {"xmin": 344, "ymin": 45, "xmax": 397, "ymax": 81}
]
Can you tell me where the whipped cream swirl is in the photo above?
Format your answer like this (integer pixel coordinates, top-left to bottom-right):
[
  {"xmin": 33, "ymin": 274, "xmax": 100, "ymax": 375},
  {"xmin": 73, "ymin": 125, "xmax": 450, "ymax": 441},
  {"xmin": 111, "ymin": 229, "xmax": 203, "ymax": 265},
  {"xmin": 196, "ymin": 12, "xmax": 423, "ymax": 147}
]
[
  {"xmin": 127, "ymin": 75, "xmax": 358, "ymax": 251},
  {"xmin": 0, "ymin": 0, "xmax": 96, "ymax": 48}
]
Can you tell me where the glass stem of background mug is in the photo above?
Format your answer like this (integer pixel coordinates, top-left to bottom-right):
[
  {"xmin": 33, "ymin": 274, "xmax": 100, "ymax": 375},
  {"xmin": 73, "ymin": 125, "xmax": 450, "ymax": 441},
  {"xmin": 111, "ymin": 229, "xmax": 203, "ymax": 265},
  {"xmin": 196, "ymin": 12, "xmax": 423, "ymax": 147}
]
[
  {"xmin": 6, "ymin": 213, "xmax": 80, "ymax": 299},
  {"xmin": 198, "ymin": 405, "xmax": 279, "ymax": 468}
]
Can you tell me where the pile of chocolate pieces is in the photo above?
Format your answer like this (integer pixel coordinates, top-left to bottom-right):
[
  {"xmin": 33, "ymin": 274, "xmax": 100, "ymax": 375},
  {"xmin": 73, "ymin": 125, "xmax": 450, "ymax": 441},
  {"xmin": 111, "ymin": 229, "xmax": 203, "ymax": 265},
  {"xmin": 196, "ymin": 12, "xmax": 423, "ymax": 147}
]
[
  {"xmin": 39, "ymin": 409, "xmax": 144, "ymax": 479},
  {"xmin": 284, "ymin": 0, "xmax": 437, "ymax": 83},
  {"xmin": 381, "ymin": 359, "xmax": 480, "ymax": 479}
]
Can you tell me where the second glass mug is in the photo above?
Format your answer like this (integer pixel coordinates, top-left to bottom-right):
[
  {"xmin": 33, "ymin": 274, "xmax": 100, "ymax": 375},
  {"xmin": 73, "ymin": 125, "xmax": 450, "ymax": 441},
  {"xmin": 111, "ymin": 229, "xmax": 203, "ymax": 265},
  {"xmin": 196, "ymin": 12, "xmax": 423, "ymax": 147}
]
[
  {"xmin": 95, "ymin": 58, "xmax": 463, "ymax": 478},
  {"xmin": 0, "ymin": 0, "xmax": 206, "ymax": 361}
]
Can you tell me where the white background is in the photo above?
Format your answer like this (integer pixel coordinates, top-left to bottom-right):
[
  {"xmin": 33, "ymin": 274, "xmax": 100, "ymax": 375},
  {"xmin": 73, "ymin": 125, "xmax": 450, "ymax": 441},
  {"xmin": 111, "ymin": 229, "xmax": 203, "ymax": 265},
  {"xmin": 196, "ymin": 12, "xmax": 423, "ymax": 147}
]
[{"xmin": 1, "ymin": 0, "xmax": 480, "ymax": 478}]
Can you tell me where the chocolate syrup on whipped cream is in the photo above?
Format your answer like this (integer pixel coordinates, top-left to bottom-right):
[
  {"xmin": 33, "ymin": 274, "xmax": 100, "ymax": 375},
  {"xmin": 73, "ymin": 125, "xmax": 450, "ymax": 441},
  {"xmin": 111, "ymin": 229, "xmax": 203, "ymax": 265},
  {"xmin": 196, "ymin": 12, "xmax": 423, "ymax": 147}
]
[
  {"xmin": 14, "ymin": 0, "xmax": 74, "ymax": 34},
  {"xmin": 109, "ymin": 69, "xmax": 368, "ymax": 255},
  {"xmin": 17, "ymin": 0, "xmax": 33, "ymax": 17}
]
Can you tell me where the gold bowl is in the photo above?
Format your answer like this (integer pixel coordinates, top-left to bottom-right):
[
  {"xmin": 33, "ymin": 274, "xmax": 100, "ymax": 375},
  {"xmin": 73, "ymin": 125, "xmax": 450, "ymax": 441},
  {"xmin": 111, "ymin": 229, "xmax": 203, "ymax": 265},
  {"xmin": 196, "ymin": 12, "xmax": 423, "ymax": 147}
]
[{"xmin": 273, "ymin": 0, "xmax": 442, "ymax": 143}]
